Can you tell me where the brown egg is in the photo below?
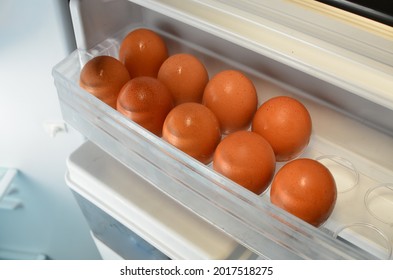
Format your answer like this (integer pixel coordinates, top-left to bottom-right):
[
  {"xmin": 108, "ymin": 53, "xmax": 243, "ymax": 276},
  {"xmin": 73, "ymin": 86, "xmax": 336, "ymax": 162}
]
[
  {"xmin": 202, "ymin": 70, "xmax": 258, "ymax": 134},
  {"xmin": 270, "ymin": 158, "xmax": 337, "ymax": 227},
  {"xmin": 79, "ymin": 55, "xmax": 130, "ymax": 108},
  {"xmin": 213, "ymin": 131, "xmax": 275, "ymax": 195},
  {"xmin": 162, "ymin": 103, "xmax": 221, "ymax": 164},
  {"xmin": 157, "ymin": 53, "xmax": 209, "ymax": 105},
  {"xmin": 117, "ymin": 76, "xmax": 174, "ymax": 137},
  {"xmin": 252, "ymin": 96, "xmax": 312, "ymax": 162},
  {"xmin": 119, "ymin": 28, "xmax": 168, "ymax": 78}
]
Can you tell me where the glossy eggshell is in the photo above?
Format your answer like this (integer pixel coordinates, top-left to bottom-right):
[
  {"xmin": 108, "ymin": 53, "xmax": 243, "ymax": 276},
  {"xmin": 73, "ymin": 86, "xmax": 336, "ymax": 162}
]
[
  {"xmin": 79, "ymin": 55, "xmax": 130, "ymax": 108},
  {"xmin": 119, "ymin": 28, "xmax": 168, "ymax": 78},
  {"xmin": 270, "ymin": 158, "xmax": 337, "ymax": 227},
  {"xmin": 157, "ymin": 53, "xmax": 209, "ymax": 105},
  {"xmin": 202, "ymin": 70, "xmax": 258, "ymax": 134},
  {"xmin": 116, "ymin": 76, "xmax": 174, "ymax": 137},
  {"xmin": 252, "ymin": 96, "xmax": 312, "ymax": 162},
  {"xmin": 162, "ymin": 103, "xmax": 221, "ymax": 164},
  {"xmin": 213, "ymin": 131, "xmax": 276, "ymax": 195}
]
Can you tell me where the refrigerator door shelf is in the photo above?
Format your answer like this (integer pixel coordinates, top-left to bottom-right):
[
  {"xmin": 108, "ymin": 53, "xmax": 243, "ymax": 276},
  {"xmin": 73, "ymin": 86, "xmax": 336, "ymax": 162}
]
[
  {"xmin": 55, "ymin": 1, "xmax": 393, "ymax": 259},
  {"xmin": 70, "ymin": 0, "xmax": 393, "ymax": 134},
  {"xmin": 66, "ymin": 141, "xmax": 255, "ymax": 260}
]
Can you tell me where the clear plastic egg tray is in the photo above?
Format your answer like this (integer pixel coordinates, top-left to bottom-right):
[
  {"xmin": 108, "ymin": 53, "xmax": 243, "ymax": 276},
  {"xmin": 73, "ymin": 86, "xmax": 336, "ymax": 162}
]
[{"xmin": 53, "ymin": 11, "xmax": 393, "ymax": 259}]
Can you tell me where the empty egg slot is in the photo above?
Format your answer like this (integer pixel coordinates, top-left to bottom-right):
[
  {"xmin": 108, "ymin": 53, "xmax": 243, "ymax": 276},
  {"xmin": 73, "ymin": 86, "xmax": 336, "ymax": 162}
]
[
  {"xmin": 365, "ymin": 183, "xmax": 393, "ymax": 226},
  {"xmin": 315, "ymin": 155, "xmax": 359, "ymax": 193},
  {"xmin": 333, "ymin": 223, "xmax": 392, "ymax": 260}
]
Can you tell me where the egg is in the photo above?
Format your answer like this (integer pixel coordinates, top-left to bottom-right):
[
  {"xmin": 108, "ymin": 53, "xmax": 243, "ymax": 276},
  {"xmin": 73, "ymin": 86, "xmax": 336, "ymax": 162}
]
[
  {"xmin": 157, "ymin": 53, "xmax": 209, "ymax": 105},
  {"xmin": 270, "ymin": 158, "xmax": 337, "ymax": 227},
  {"xmin": 252, "ymin": 96, "xmax": 312, "ymax": 162},
  {"xmin": 79, "ymin": 55, "xmax": 130, "ymax": 108},
  {"xmin": 117, "ymin": 76, "xmax": 174, "ymax": 137},
  {"xmin": 162, "ymin": 102, "xmax": 221, "ymax": 164},
  {"xmin": 213, "ymin": 131, "xmax": 275, "ymax": 195},
  {"xmin": 119, "ymin": 28, "xmax": 168, "ymax": 78},
  {"xmin": 202, "ymin": 70, "xmax": 258, "ymax": 134}
]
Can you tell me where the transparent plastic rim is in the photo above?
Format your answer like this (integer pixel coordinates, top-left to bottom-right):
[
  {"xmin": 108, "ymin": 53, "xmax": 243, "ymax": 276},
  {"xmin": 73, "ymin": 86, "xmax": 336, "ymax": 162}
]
[
  {"xmin": 333, "ymin": 222, "xmax": 392, "ymax": 260},
  {"xmin": 315, "ymin": 155, "xmax": 359, "ymax": 193},
  {"xmin": 364, "ymin": 183, "xmax": 393, "ymax": 226}
]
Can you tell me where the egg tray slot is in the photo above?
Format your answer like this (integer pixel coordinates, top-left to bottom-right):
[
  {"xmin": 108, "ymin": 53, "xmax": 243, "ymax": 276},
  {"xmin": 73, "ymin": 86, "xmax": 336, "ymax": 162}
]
[
  {"xmin": 256, "ymin": 135, "xmax": 393, "ymax": 260},
  {"xmin": 53, "ymin": 22, "xmax": 393, "ymax": 259},
  {"xmin": 292, "ymin": 143, "xmax": 393, "ymax": 260}
]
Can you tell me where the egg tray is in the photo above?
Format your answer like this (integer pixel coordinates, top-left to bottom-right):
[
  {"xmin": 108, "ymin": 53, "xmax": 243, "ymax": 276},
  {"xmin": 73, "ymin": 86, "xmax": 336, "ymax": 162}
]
[{"xmin": 53, "ymin": 22, "xmax": 393, "ymax": 259}]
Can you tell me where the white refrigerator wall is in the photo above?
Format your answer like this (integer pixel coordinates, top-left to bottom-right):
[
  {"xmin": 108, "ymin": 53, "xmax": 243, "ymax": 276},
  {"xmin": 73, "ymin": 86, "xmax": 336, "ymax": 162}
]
[{"xmin": 0, "ymin": 0, "xmax": 100, "ymax": 259}]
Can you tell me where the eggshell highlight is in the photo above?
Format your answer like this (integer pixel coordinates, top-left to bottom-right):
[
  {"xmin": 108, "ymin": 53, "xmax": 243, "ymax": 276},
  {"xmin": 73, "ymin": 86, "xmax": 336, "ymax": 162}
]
[
  {"xmin": 162, "ymin": 102, "xmax": 221, "ymax": 164},
  {"xmin": 158, "ymin": 53, "xmax": 209, "ymax": 105},
  {"xmin": 119, "ymin": 28, "xmax": 168, "ymax": 78},
  {"xmin": 270, "ymin": 158, "xmax": 337, "ymax": 227},
  {"xmin": 117, "ymin": 76, "xmax": 174, "ymax": 137},
  {"xmin": 252, "ymin": 96, "xmax": 312, "ymax": 162},
  {"xmin": 79, "ymin": 55, "xmax": 130, "ymax": 108},
  {"xmin": 213, "ymin": 131, "xmax": 276, "ymax": 195},
  {"xmin": 203, "ymin": 70, "xmax": 258, "ymax": 134}
]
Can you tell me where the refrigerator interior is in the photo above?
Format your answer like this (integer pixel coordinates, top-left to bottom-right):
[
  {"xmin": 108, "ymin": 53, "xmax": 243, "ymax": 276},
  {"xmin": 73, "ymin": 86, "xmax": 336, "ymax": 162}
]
[
  {"xmin": 0, "ymin": 0, "xmax": 101, "ymax": 259},
  {"xmin": 315, "ymin": 0, "xmax": 393, "ymax": 27},
  {"xmin": 54, "ymin": 0, "xmax": 393, "ymax": 259}
]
